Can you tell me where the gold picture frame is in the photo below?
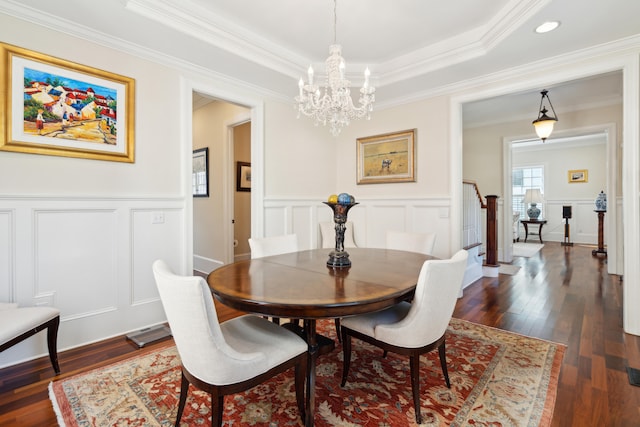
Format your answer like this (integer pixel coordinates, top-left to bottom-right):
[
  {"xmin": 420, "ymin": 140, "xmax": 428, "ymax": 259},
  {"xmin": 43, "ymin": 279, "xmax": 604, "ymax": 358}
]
[
  {"xmin": 356, "ymin": 129, "xmax": 416, "ymax": 184},
  {"xmin": 0, "ymin": 42, "xmax": 135, "ymax": 162},
  {"xmin": 568, "ymin": 169, "xmax": 588, "ymax": 183}
]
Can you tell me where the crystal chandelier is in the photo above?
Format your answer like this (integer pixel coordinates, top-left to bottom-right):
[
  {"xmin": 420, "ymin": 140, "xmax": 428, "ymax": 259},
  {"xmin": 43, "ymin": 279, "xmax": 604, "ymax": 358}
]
[{"xmin": 295, "ymin": 0, "xmax": 375, "ymax": 136}]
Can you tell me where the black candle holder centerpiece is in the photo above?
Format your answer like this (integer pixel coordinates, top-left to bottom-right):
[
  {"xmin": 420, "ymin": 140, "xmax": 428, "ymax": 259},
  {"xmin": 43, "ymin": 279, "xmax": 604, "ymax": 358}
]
[{"xmin": 323, "ymin": 193, "xmax": 358, "ymax": 268}]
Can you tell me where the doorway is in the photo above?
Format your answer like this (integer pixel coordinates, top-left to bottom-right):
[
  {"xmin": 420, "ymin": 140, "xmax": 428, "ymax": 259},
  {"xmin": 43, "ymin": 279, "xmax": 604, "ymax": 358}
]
[
  {"xmin": 231, "ymin": 121, "xmax": 251, "ymax": 261},
  {"xmin": 191, "ymin": 91, "xmax": 252, "ymax": 272},
  {"xmin": 459, "ymin": 72, "xmax": 621, "ymax": 274},
  {"xmin": 502, "ymin": 129, "xmax": 614, "ymax": 266}
]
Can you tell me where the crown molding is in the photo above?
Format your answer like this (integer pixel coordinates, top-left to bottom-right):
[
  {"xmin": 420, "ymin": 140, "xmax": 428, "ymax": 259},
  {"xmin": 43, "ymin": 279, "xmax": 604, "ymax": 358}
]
[
  {"xmin": 375, "ymin": 0, "xmax": 549, "ymax": 85},
  {"xmin": 125, "ymin": 0, "xmax": 305, "ymax": 79},
  {"xmin": 512, "ymin": 132, "xmax": 607, "ymax": 152},
  {"xmin": 3, "ymin": 0, "xmax": 640, "ymax": 110},
  {"xmin": 376, "ymin": 33, "xmax": 640, "ymax": 111},
  {"xmin": 125, "ymin": 0, "xmax": 546, "ymax": 88},
  {"xmin": 464, "ymin": 95, "xmax": 622, "ymax": 130},
  {"xmin": 0, "ymin": 0, "xmax": 289, "ymax": 103}
]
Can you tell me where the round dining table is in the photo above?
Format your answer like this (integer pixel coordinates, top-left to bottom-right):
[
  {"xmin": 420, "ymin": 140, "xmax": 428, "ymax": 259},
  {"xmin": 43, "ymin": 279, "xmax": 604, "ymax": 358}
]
[{"xmin": 207, "ymin": 247, "xmax": 434, "ymax": 427}]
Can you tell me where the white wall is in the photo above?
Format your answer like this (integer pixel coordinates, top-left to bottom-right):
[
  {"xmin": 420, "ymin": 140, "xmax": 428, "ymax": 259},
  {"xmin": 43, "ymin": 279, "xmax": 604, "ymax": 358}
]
[
  {"xmin": 0, "ymin": 15, "xmax": 186, "ymax": 367},
  {"xmin": 512, "ymin": 136, "xmax": 607, "ymax": 244}
]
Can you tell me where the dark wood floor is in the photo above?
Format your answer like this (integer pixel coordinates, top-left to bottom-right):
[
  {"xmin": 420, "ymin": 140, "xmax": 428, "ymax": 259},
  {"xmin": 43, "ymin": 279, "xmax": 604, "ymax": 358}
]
[
  {"xmin": 1, "ymin": 243, "xmax": 639, "ymax": 426},
  {"xmin": 453, "ymin": 243, "xmax": 640, "ymax": 426}
]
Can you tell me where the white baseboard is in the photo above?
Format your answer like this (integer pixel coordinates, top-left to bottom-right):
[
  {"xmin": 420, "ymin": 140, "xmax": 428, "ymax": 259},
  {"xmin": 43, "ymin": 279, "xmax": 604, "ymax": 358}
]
[
  {"xmin": 482, "ymin": 265, "xmax": 499, "ymax": 277},
  {"xmin": 193, "ymin": 255, "xmax": 223, "ymax": 274}
]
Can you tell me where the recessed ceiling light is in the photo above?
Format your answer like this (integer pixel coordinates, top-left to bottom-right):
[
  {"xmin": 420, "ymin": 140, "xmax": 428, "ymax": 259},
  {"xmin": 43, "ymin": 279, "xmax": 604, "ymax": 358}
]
[{"xmin": 535, "ymin": 21, "xmax": 560, "ymax": 34}]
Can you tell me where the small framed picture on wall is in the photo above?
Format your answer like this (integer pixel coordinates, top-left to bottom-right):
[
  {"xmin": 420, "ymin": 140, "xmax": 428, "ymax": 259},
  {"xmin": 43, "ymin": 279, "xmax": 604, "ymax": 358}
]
[
  {"xmin": 237, "ymin": 161, "xmax": 251, "ymax": 192},
  {"xmin": 193, "ymin": 148, "xmax": 209, "ymax": 197},
  {"xmin": 568, "ymin": 169, "xmax": 588, "ymax": 183}
]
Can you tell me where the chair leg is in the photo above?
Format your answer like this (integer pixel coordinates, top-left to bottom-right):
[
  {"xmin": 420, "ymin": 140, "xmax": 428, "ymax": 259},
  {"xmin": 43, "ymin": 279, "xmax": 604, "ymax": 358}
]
[
  {"xmin": 46, "ymin": 316, "xmax": 61, "ymax": 374},
  {"xmin": 409, "ymin": 355, "xmax": 422, "ymax": 424},
  {"xmin": 211, "ymin": 394, "xmax": 224, "ymax": 427},
  {"xmin": 438, "ymin": 340, "xmax": 451, "ymax": 388},
  {"xmin": 340, "ymin": 333, "xmax": 352, "ymax": 387},
  {"xmin": 175, "ymin": 372, "xmax": 189, "ymax": 427},
  {"xmin": 294, "ymin": 360, "xmax": 306, "ymax": 421},
  {"xmin": 334, "ymin": 318, "xmax": 341, "ymax": 343}
]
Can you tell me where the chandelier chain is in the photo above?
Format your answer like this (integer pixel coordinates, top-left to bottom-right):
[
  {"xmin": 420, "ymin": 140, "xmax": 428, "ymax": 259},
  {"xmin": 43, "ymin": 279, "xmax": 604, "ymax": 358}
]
[{"xmin": 333, "ymin": 0, "xmax": 337, "ymax": 45}]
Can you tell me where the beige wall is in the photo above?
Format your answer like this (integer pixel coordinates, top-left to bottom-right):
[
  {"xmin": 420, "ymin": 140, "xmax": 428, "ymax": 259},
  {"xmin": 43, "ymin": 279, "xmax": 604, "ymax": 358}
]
[
  {"xmin": 0, "ymin": 15, "xmax": 183, "ymax": 197},
  {"xmin": 336, "ymin": 95, "xmax": 452, "ymax": 199},
  {"xmin": 264, "ymin": 100, "xmax": 337, "ymax": 197}
]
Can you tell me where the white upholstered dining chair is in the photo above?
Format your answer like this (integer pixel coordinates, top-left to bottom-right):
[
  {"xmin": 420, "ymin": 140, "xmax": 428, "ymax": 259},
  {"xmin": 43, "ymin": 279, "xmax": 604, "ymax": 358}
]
[
  {"xmin": 319, "ymin": 221, "xmax": 357, "ymax": 249},
  {"xmin": 386, "ymin": 230, "xmax": 436, "ymax": 255},
  {"xmin": 339, "ymin": 249, "xmax": 468, "ymax": 424},
  {"xmin": 248, "ymin": 233, "xmax": 298, "ymax": 258},
  {"xmin": 0, "ymin": 302, "xmax": 61, "ymax": 374},
  {"xmin": 152, "ymin": 260, "xmax": 308, "ymax": 427}
]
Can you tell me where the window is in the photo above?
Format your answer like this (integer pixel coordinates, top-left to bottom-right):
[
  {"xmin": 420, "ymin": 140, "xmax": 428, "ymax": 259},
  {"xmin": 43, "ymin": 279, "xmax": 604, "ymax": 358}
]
[{"xmin": 512, "ymin": 166, "xmax": 544, "ymax": 219}]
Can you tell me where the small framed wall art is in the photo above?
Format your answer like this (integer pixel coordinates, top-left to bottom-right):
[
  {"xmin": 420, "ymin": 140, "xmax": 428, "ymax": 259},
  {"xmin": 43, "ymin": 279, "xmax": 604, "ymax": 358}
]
[
  {"xmin": 568, "ymin": 169, "xmax": 588, "ymax": 183},
  {"xmin": 237, "ymin": 161, "xmax": 251, "ymax": 192},
  {"xmin": 356, "ymin": 129, "xmax": 416, "ymax": 184}
]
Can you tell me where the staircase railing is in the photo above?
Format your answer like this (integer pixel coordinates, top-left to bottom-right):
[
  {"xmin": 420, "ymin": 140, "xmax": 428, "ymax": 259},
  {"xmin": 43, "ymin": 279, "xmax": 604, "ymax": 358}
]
[{"xmin": 462, "ymin": 180, "xmax": 498, "ymax": 267}]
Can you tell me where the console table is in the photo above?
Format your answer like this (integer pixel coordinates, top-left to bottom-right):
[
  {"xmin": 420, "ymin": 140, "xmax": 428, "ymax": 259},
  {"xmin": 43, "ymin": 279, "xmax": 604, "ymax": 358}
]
[{"xmin": 521, "ymin": 219, "xmax": 547, "ymax": 243}]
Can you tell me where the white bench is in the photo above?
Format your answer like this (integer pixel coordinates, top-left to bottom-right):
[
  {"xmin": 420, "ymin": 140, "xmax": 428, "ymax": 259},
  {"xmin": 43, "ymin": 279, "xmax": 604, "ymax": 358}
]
[{"xmin": 0, "ymin": 303, "xmax": 61, "ymax": 373}]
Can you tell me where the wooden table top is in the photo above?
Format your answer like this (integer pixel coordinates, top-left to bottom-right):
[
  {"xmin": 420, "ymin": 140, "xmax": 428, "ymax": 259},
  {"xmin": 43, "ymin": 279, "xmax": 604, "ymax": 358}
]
[
  {"xmin": 521, "ymin": 219, "xmax": 547, "ymax": 224},
  {"xmin": 207, "ymin": 248, "xmax": 434, "ymax": 319}
]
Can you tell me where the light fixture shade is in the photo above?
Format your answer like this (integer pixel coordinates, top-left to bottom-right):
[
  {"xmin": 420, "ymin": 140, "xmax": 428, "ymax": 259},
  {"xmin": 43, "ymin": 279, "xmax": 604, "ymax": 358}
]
[
  {"xmin": 523, "ymin": 188, "xmax": 543, "ymax": 220},
  {"xmin": 533, "ymin": 116, "xmax": 556, "ymax": 140},
  {"xmin": 522, "ymin": 188, "xmax": 543, "ymax": 204},
  {"xmin": 532, "ymin": 89, "xmax": 558, "ymax": 141}
]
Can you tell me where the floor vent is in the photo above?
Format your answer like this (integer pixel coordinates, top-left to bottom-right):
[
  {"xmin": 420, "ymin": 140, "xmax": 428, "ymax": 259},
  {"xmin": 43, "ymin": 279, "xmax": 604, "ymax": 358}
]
[
  {"xmin": 126, "ymin": 325, "xmax": 172, "ymax": 348},
  {"xmin": 627, "ymin": 366, "xmax": 640, "ymax": 386}
]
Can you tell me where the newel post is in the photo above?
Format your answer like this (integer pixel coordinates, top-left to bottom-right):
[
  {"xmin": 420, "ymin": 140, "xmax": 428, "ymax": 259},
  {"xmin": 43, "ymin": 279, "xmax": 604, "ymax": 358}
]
[{"xmin": 485, "ymin": 195, "xmax": 499, "ymax": 267}]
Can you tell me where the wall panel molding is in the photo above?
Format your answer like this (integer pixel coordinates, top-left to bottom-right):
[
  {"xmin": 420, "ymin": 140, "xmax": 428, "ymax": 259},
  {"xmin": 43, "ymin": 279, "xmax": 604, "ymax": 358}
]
[
  {"xmin": 263, "ymin": 197, "xmax": 453, "ymax": 258},
  {"xmin": 0, "ymin": 196, "xmax": 185, "ymax": 369},
  {"xmin": 0, "ymin": 209, "xmax": 15, "ymax": 302}
]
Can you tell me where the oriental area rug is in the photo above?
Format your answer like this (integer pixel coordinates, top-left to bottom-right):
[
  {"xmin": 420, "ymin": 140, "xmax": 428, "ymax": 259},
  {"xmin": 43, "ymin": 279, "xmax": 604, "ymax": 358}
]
[{"xmin": 50, "ymin": 318, "xmax": 564, "ymax": 426}]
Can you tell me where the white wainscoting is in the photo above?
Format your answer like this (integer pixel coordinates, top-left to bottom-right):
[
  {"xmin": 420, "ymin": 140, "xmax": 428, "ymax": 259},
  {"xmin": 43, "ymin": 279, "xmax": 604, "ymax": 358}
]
[
  {"xmin": 0, "ymin": 196, "xmax": 185, "ymax": 369},
  {"xmin": 263, "ymin": 196, "xmax": 453, "ymax": 259}
]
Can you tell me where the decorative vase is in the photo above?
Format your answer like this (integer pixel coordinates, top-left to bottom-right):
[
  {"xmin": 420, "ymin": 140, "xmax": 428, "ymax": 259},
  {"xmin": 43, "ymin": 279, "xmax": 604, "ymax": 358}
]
[
  {"xmin": 595, "ymin": 191, "xmax": 607, "ymax": 211},
  {"xmin": 323, "ymin": 201, "xmax": 358, "ymax": 268},
  {"xmin": 527, "ymin": 203, "xmax": 541, "ymax": 220}
]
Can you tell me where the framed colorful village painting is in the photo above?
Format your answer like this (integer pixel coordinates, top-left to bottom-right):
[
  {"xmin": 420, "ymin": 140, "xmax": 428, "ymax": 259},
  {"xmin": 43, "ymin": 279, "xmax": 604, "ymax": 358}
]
[{"xmin": 0, "ymin": 42, "xmax": 135, "ymax": 162}]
